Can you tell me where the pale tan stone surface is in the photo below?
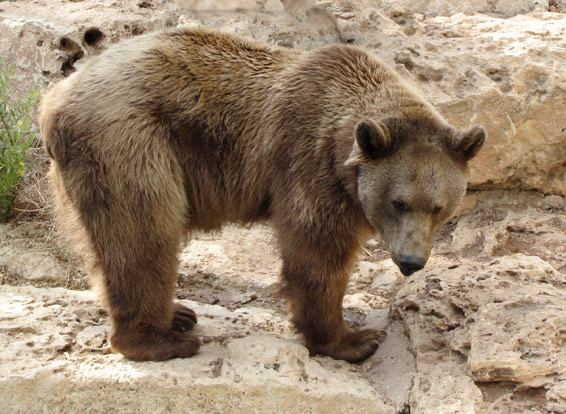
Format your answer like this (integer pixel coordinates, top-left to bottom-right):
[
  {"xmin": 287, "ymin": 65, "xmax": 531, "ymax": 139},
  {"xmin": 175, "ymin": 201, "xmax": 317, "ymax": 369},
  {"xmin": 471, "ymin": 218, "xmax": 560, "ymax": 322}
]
[
  {"xmin": 392, "ymin": 203, "xmax": 566, "ymax": 413},
  {"xmin": 0, "ymin": 0, "xmax": 179, "ymax": 92},
  {"xmin": 2, "ymin": 0, "xmax": 565, "ymax": 193},
  {"xmin": 2, "ymin": 0, "xmax": 566, "ymax": 412},
  {"xmin": 373, "ymin": 0, "xmax": 556, "ymax": 17},
  {"xmin": 2, "ymin": 194, "xmax": 566, "ymax": 413},
  {"xmin": 0, "ymin": 284, "xmax": 394, "ymax": 414}
]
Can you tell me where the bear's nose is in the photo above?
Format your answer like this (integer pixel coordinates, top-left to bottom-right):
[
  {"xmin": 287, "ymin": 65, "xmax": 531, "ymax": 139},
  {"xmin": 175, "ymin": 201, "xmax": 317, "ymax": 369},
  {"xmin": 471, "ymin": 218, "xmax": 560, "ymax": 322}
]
[{"xmin": 398, "ymin": 255, "xmax": 426, "ymax": 276}]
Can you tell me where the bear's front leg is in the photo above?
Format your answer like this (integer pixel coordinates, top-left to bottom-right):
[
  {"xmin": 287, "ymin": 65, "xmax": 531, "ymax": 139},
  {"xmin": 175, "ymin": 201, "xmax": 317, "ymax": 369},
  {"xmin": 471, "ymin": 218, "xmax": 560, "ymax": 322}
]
[{"xmin": 279, "ymin": 238, "xmax": 386, "ymax": 363}]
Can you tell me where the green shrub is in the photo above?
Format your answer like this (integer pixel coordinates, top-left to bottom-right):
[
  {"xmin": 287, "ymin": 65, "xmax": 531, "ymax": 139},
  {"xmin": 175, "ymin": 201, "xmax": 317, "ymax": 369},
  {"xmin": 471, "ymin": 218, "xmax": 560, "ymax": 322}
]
[{"xmin": 0, "ymin": 57, "xmax": 39, "ymax": 222}]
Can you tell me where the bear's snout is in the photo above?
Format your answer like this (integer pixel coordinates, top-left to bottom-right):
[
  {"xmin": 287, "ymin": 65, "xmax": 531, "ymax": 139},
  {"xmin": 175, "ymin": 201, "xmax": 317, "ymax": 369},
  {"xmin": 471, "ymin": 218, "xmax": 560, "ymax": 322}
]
[{"xmin": 398, "ymin": 255, "xmax": 426, "ymax": 276}]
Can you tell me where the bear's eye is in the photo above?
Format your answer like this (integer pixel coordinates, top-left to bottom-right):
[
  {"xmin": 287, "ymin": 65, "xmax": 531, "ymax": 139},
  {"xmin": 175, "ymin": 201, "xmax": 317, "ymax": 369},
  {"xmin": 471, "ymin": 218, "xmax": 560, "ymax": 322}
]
[
  {"xmin": 433, "ymin": 206, "xmax": 443, "ymax": 215},
  {"xmin": 392, "ymin": 200, "xmax": 408, "ymax": 212}
]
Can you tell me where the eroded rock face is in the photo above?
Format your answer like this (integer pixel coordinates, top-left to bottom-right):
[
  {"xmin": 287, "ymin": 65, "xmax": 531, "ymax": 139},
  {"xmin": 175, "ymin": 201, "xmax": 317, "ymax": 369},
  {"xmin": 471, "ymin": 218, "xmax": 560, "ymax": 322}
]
[
  {"xmin": 176, "ymin": 1, "xmax": 566, "ymax": 195},
  {"xmin": 0, "ymin": 285, "xmax": 395, "ymax": 414},
  {"xmin": 2, "ymin": 0, "xmax": 566, "ymax": 412},
  {"xmin": 418, "ymin": 12, "xmax": 566, "ymax": 196},
  {"xmin": 0, "ymin": 0, "xmax": 179, "ymax": 92},
  {"xmin": 2, "ymin": 194, "xmax": 566, "ymax": 413},
  {"xmin": 392, "ymin": 202, "xmax": 566, "ymax": 414},
  {"xmin": 374, "ymin": 0, "xmax": 558, "ymax": 17},
  {"xmin": 2, "ymin": 0, "xmax": 566, "ymax": 194}
]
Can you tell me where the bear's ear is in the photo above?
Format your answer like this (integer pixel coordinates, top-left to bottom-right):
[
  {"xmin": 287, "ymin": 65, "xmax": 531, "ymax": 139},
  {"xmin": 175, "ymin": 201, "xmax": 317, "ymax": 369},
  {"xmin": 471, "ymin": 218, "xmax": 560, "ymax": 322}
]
[
  {"xmin": 452, "ymin": 125, "xmax": 486, "ymax": 161},
  {"xmin": 355, "ymin": 119, "xmax": 392, "ymax": 157},
  {"xmin": 345, "ymin": 119, "xmax": 392, "ymax": 166}
]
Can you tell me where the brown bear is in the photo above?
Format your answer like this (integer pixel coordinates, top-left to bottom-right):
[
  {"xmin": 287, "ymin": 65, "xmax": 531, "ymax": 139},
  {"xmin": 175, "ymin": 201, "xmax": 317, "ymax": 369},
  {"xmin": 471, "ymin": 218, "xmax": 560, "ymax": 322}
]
[{"xmin": 39, "ymin": 26, "xmax": 485, "ymax": 363}]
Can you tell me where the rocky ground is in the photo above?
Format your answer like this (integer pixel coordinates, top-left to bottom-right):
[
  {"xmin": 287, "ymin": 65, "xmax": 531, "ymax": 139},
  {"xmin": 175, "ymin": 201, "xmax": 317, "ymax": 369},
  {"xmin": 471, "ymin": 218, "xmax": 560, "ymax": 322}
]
[
  {"xmin": 1, "ymin": 0, "xmax": 566, "ymax": 413},
  {"xmin": 2, "ymin": 191, "xmax": 566, "ymax": 413}
]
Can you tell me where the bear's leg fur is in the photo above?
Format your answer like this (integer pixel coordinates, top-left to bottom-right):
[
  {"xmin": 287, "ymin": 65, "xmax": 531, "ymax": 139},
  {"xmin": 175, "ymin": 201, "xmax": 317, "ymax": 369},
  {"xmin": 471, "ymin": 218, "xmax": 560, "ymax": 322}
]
[
  {"xmin": 278, "ymin": 229, "xmax": 386, "ymax": 362},
  {"xmin": 54, "ymin": 133, "xmax": 200, "ymax": 361}
]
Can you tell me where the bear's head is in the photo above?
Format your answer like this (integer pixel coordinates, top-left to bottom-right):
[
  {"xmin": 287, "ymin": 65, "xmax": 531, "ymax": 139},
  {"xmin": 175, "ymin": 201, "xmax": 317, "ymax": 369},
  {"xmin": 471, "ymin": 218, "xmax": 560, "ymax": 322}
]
[{"xmin": 346, "ymin": 116, "xmax": 486, "ymax": 276}]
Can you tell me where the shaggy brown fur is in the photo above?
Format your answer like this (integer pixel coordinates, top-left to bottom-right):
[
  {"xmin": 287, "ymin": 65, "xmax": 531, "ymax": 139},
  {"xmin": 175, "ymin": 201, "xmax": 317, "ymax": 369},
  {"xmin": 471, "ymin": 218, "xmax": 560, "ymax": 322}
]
[{"xmin": 39, "ymin": 27, "xmax": 485, "ymax": 362}]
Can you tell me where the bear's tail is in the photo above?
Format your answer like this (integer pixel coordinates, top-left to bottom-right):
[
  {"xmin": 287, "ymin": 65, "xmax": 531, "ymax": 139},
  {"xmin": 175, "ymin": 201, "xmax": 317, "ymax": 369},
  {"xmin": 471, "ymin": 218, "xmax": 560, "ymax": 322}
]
[
  {"xmin": 39, "ymin": 111, "xmax": 68, "ymax": 168},
  {"xmin": 38, "ymin": 82, "xmax": 72, "ymax": 167}
]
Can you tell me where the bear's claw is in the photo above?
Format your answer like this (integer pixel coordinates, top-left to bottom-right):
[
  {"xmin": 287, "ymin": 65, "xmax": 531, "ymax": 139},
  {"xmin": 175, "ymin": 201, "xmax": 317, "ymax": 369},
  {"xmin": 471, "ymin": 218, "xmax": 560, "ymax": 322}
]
[{"xmin": 172, "ymin": 303, "xmax": 198, "ymax": 332}]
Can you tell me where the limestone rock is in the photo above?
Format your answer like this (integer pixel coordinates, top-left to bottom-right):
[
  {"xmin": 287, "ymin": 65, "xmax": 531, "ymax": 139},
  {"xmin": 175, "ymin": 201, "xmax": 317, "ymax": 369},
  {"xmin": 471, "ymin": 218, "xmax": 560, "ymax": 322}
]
[
  {"xmin": 365, "ymin": 321, "xmax": 416, "ymax": 413},
  {"xmin": 0, "ymin": 284, "xmax": 394, "ymax": 414},
  {"xmin": 3, "ymin": 193, "xmax": 566, "ymax": 412},
  {"xmin": 411, "ymin": 366, "xmax": 485, "ymax": 414},
  {"xmin": 0, "ymin": 222, "xmax": 76, "ymax": 284},
  {"xmin": 469, "ymin": 301, "xmax": 566, "ymax": 383},
  {"xmin": 374, "ymin": 0, "xmax": 554, "ymax": 17},
  {"xmin": 393, "ymin": 251, "xmax": 566, "ymax": 412},
  {"xmin": 176, "ymin": 4, "xmax": 566, "ymax": 195},
  {"xmin": 353, "ymin": 10, "xmax": 566, "ymax": 195},
  {"xmin": 2, "ymin": 0, "xmax": 566, "ymax": 412},
  {"xmin": 546, "ymin": 382, "xmax": 566, "ymax": 414},
  {"xmin": 0, "ymin": 0, "xmax": 179, "ymax": 92},
  {"xmin": 2, "ymin": 1, "xmax": 566, "ymax": 194},
  {"xmin": 444, "ymin": 205, "xmax": 566, "ymax": 273},
  {"xmin": 179, "ymin": 224, "xmax": 281, "ymax": 292}
]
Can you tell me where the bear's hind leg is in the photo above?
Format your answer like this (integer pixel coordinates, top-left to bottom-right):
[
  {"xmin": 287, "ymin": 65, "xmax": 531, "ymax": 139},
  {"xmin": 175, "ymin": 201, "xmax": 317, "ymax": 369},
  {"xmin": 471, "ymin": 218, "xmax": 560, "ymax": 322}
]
[
  {"xmin": 98, "ymin": 204, "xmax": 199, "ymax": 361},
  {"xmin": 105, "ymin": 241, "xmax": 201, "ymax": 361},
  {"xmin": 58, "ymin": 141, "xmax": 200, "ymax": 361}
]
